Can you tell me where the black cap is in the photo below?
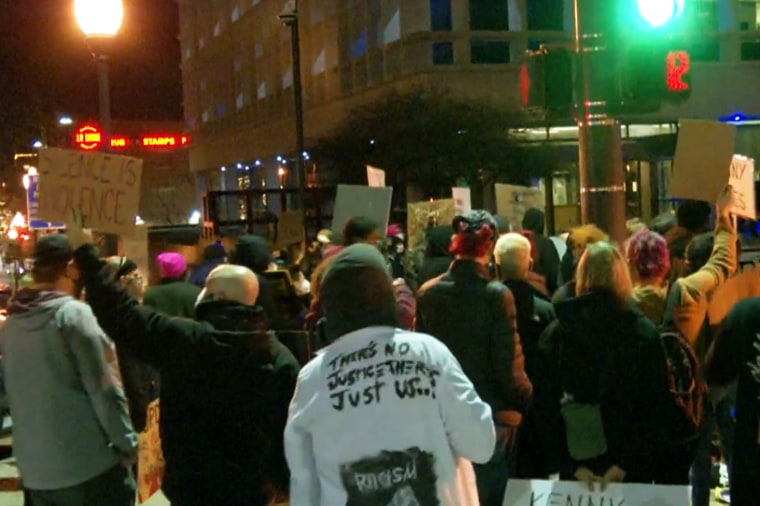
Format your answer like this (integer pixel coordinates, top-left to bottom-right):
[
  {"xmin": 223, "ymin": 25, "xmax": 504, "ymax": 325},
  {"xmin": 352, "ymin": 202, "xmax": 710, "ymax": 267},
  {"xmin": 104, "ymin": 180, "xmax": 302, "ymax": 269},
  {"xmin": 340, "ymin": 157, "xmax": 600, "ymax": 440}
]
[
  {"xmin": 452, "ymin": 210, "xmax": 498, "ymax": 236},
  {"xmin": 33, "ymin": 234, "xmax": 74, "ymax": 268}
]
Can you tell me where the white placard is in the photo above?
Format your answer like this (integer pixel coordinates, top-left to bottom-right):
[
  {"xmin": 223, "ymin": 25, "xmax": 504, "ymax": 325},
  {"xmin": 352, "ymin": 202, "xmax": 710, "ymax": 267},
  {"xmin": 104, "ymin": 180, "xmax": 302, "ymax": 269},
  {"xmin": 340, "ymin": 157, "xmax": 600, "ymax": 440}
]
[
  {"xmin": 504, "ymin": 479, "xmax": 689, "ymax": 506},
  {"xmin": 366, "ymin": 165, "xmax": 386, "ymax": 187},
  {"xmin": 452, "ymin": 187, "xmax": 472, "ymax": 216},
  {"xmin": 729, "ymin": 155, "xmax": 756, "ymax": 220}
]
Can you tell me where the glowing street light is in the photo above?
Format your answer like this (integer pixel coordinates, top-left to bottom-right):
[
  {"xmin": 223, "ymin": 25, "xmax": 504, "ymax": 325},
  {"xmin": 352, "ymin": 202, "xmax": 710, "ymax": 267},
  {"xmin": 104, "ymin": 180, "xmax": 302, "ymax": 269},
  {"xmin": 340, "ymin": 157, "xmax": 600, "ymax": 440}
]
[
  {"xmin": 74, "ymin": 0, "xmax": 124, "ymax": 38},
  {"xmin": 636, "ymin": 0, "xmax": 685, "ymax": 28},
  {"xmin": 58, "ymin": 115, "xmax": 73, "ymax": 126}
]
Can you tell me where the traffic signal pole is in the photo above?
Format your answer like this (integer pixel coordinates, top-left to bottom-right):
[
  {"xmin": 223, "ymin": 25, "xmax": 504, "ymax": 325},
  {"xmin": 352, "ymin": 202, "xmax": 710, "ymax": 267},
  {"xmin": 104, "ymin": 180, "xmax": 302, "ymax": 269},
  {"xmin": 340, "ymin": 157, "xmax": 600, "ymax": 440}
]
[{"xmin": 573, "ymin": 0, "xmax": 627, "ymax": 243}]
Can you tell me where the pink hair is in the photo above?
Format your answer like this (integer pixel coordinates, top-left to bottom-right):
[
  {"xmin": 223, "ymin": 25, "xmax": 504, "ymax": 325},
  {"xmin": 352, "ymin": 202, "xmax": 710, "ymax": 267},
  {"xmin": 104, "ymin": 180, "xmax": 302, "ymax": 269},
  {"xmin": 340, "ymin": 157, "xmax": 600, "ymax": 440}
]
[{"xmin": 626, "ymin": 230, "xmax": 670, "ymax": 280}]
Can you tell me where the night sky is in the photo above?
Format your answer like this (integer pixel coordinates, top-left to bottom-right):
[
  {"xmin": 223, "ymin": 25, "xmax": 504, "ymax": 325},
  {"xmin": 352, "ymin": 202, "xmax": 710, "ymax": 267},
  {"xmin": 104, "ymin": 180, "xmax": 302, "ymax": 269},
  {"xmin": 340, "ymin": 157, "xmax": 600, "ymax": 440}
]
[{"xmin": 0, "ymin": 0, "xmax": 182, "ymax": 164}]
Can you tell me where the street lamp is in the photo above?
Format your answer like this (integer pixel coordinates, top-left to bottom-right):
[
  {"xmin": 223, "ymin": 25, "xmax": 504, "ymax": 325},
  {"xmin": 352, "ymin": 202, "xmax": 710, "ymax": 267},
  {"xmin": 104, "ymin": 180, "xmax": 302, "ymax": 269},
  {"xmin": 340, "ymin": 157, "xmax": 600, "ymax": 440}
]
[
  {"xmin": 58, "ymin": 116, "xmax": 73, "ymax": 126},
  {"xmin": 74, "ymin": 0, "xmax": 123, "ymax": 147},
  {"xmin": 278, "ymin": 0, "xmax": 308, "ymax": 229}
]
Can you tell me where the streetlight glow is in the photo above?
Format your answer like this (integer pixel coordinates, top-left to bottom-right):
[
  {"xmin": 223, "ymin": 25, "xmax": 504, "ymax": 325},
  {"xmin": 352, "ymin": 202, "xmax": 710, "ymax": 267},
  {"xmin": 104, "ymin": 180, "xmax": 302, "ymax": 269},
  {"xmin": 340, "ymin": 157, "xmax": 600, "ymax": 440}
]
[
  {"xmin": 58, "ymin": 115, "xmax": 73, "ymax": 126},
  {"xmin": 636, "ymin": 0, "xmax": 684, "ymax": 27},
  {"xmin": 74, "ymin": 0, "xmax": 124, "ymax": 37}
]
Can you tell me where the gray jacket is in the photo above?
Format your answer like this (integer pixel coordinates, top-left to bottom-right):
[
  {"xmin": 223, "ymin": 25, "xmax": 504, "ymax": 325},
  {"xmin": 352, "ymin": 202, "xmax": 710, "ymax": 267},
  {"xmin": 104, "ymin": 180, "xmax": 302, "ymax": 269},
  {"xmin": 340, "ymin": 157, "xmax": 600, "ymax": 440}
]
[{"xmin": 0, "ymin": 290, "xmax": 136, "ymax": 489}]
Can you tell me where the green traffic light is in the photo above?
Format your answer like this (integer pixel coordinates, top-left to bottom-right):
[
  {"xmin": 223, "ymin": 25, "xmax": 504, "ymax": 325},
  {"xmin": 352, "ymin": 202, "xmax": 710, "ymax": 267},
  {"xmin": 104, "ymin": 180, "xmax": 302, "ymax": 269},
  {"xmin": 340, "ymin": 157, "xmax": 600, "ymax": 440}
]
[{"xmin": 637, "ymin": 0, "xmax": 685, "ymax": 27}]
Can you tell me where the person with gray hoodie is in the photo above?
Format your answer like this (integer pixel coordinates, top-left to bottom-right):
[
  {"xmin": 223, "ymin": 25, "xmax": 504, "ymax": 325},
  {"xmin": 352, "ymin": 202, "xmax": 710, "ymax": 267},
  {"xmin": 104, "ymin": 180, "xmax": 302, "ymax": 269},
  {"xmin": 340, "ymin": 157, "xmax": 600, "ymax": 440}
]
[{"xmin": 0, "ymin": 235, "xmax": 137, "ymax": 506}]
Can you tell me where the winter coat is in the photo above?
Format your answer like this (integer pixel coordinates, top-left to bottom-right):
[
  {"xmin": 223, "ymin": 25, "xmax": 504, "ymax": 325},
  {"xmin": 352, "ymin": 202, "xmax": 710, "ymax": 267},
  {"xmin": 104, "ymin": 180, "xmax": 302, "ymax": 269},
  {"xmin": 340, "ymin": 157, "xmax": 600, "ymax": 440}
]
[
  {"xmin": 285, "ymin": 327, "xmax": 495, "ymax": 505},
  {"xmin": 705, "ymin": 297, "xmax": 760, "ymax": 506},
  {"xmin": 522, "ymin": 209, "xmax": 560, "ymax": 294},
  {"xmin": 533, "ymin": 290, "xmax": 675, "ymax": 483},
  {"xmin": 75, "ymin": 245, "xmax": 300, "ymax": 505},
  {"xmin": 417, "ymin": 226, "xmax": 453, "ymax": 287},
  {"xmin": 143, "ymin": 279, "xmax": 201, "ymax": 319},
  {"xmin": 230, "ymin": 235, "xmax": 278, "ymax": 325},
  {"xmin": 416, "ymin": 260, "xmax": 533, "ymax": 421}
]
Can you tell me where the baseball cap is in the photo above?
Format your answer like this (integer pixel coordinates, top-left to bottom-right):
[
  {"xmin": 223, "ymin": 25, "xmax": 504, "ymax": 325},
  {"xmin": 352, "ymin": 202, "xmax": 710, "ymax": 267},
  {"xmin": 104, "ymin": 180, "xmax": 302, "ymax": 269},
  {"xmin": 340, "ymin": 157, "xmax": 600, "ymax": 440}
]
[{"xmin": 32, "ymin": 234, "xmax": 74, "ymax": 268}]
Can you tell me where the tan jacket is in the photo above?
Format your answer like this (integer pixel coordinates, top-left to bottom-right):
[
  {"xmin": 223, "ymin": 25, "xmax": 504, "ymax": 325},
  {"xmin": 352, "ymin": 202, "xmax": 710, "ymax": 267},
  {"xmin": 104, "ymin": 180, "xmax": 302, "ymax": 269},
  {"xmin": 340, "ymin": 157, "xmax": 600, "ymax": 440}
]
[{"xmin": 668, "ymin": 216, "xmax": 737, "ymax": 352}]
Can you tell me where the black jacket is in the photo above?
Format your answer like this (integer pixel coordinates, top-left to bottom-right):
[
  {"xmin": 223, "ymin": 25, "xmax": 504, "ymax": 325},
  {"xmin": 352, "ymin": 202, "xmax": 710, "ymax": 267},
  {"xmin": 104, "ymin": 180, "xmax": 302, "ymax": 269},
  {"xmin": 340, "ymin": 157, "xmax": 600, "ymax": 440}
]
[
  {"xmin": 416, "ymin": 260, "xmax": 533, "ymax": 416},
  {"xmin": 705, "ymin": 297, "xmax": 760, "ymax": 505},
  {"xmin": 522, "ymin": 209, "xmax": 560, "ymax": 294},
  {"xmin": 534, "ymin": 290, "xmax": 673, "ymax": 482},
  {"xmin": 230, "ymin": 235, "xmax": 279, "ymax": 327},
  {"xmin": 143, "ymin": 279, "xmax": 201, "ymax": 319},
  {"xmin": 417, "ymin": 226, "xmax": 452, "ymax": 287},
  {"xmin": 503, "ymin": 279, "xmax": 555, "ymax": 381},
  {"xmin": 75, "ymin": 245, "xmax": 299, "ymax": 505}
]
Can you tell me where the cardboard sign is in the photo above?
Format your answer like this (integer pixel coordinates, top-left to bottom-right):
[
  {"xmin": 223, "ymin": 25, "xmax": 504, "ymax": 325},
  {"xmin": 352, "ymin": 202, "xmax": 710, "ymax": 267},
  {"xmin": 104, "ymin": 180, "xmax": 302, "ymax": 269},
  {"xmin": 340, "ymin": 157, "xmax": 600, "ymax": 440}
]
[
  {"xmin": 504, "ymin": 479, "xmax": 688, "ymax": 506},
  {"xmin": 277, "ymin": 211, "xmax": 304, "ymax": 246},
  {"xmin": 37, "ymin": 148, "xmax": 143, "ymax": 236},
  {"xmin": 670, "ymin": 120, "xmax": 736, "ymax": 202},
  {"xmin": 366, "ymin": 165, "xmax": 386, "ymax": 187},
  {"xmin": 120, "ymin": 225, "xmax": 149, "ymax": 282},
  {"xmin": 452, "ymin": 187, "xmax": 472, "ymax": 216},
  {"xmin": 729, "ymin": 155, "xmax": 756, "ymax": 220},
  {"xmin": 407, "ymin": 199, "xmax": 456, "ymax": 250},
  {"xmin": 25, "ymin": 175, "xmax": 65, "ymax": 230},
  {"xmin": 137, "ymin": 399, "xmax": 164, "ymax": 504},
  {"xmin": 495, "ymin": 184, "xmax": 545, "ymax": 231},
  {"xmin": 331, "ymin": 185, "xmax": 393, "ymax": 240}
]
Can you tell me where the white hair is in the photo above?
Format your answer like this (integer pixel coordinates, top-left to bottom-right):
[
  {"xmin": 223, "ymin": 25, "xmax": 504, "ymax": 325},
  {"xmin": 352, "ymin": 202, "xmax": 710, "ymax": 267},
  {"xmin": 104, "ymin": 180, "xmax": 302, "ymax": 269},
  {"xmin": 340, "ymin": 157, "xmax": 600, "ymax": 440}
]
[
  {"xmin": 196, "ymin": 264, "xmax": 260, "ymax": 307},
  {"xmin": 494, "ymin": 233, "xmax": 532, "ymax": 280}
]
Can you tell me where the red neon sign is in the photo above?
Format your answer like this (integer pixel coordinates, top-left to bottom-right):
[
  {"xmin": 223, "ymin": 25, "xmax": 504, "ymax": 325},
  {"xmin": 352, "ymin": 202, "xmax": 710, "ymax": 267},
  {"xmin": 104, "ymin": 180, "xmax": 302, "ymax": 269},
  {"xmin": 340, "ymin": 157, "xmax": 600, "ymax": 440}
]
[
  {"xmin": 666, "ymin": 51, "xmax": 690, "ymax": 92},
  {"xmin": 74, "ymin": 125, "xmax": 103, "ymax": 151},
  {"xmin": 140, "ymin": 135, "xmax": 190, "ymax": 148},
  {"xmin": 110, "ymin": 136, "xmax": 130, "ymax": 149}
]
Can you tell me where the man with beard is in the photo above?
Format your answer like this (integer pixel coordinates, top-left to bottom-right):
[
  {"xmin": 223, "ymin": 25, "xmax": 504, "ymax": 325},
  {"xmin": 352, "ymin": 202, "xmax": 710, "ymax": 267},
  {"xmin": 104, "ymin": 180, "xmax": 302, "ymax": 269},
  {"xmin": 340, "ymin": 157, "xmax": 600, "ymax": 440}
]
[
  {"xmin": 66, "ymin": 214, "xmax": 300, "ymax": 506},
  {"xmin": 0, "ymin": 234, "xmax": 137, "ymax": 505}
]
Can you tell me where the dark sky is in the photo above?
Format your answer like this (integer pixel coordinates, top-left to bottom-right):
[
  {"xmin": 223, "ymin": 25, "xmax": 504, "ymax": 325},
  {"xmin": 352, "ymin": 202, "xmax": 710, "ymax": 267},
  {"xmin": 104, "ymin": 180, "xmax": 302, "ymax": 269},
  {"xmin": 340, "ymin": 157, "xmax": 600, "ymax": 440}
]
[{"xmin": 0, "ymin": 0, "xmax": 182, "ymax": 160}]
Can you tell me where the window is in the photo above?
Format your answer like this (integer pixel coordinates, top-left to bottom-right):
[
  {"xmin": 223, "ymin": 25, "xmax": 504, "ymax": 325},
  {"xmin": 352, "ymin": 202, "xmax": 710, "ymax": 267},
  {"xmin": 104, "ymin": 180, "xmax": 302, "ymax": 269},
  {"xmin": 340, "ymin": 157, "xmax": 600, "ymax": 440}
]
[
  {"xmin": 231, "ymin": 5, "xmax": 240, "ymax": 22},
  {"xmin": 432, "ymin": 42, "xmax": 454, "ymax": 64},
  {"xmin": 213, "ymin": 21, "xmax": 222, "ymax": 37},
  {"xmin": 430, "ymin": 0, "xmax": 452, "ymax": 31},
  {"xmin": 236, "ymin": 93, "xmax": 245, "ymax": 109},
  {"xmin": 691, "ymin": 1, "xmax": 718, "ymax": 32},
  {"xmin": 688, "ymin": 39, "xmax": 720, "ymax": 61},
  {"xmin": 470, "ymin": 39, "xmax": 510, "ymax": 64},
  {"xmin": 738, "ymin": 0, "xmax": 760, "ymax": 30},
  {"xmin": 312, "ymin": 48, "xmax": 327, "ymax": 75},
  {"xmin": 741, "ymin": 40, "xmax": 760, "ymax": 60},
  {"xmin": 470, "ymin": 0, "xmax": 508, "ymax": 31},
  {"xmin": 202, "ymin": 110, "xmax": 210, "ymax": 123},
  {"xmin": 527, "ymin": 0, "xmax": 564, "ymax": 31},
  {"xmin": 216, "ymin": 104, "xmax": 226, "ymax": 118}
]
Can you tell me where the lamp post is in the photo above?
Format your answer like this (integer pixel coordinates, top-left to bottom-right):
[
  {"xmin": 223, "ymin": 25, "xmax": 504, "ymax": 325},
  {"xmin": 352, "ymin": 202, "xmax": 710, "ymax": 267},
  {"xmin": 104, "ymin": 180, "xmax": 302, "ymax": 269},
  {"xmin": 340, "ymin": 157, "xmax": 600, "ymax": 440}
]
[
  {"xmin": 279, "ymin": 0, "xmax": 308, "ymax": 230},
  {"xmin": 74, "ymin": 0, "xmax": 123, "ymax": 148}
]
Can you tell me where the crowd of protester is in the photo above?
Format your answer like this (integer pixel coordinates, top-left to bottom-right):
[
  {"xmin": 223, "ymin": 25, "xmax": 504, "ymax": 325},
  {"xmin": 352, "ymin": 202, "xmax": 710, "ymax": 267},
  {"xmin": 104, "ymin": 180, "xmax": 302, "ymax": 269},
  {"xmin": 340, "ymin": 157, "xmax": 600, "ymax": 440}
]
[{"xmin": 0, "ymin": 185, "xmax": 757, "ymax": 505}]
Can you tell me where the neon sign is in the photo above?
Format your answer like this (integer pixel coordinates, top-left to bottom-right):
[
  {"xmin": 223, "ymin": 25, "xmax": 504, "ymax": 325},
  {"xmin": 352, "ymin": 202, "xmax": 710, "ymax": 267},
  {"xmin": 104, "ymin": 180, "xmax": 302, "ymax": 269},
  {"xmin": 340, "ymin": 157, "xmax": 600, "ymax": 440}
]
[
  {"xmin": 141, "ymin": 135, "xmax": 190, "ymax": 148},
  {"xmin": 110, "ymin": 136, "xmax": 130, "ymax": 148},
  {"xmin": 74, "ymin": 125, "xmax": 103, "ymax": 150},
  {"xmin": 666, "ymin": 50, "xmax": 690, "ymax": 92}
]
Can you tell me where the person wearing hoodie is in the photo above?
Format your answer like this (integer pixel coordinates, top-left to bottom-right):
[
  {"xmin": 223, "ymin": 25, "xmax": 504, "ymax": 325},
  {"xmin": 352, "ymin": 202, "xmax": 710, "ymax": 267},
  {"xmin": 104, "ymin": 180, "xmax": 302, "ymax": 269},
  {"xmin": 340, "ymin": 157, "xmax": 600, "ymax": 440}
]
[
  {"xmin": 494, "ymin": 233, "xmax": 556, "ymax": 479},
  {"xmin": 65, "ymin": 214, "xmax": 300, "ymax": 506},
  {"xmin": 534, "ymin": 241, "xmax": 681, "ymax": 488},
  {"xmin": 522, "ymin": 208, "xmax": 560, "ymax": 294},
  {"xmin": 416, "ymin": 210, "xmax": 532, "ymax": 506},
  {"xmin": 188, "ymin": 242, "xmax": 227, "ymax": 288},
  {"xmin": 285, "ymin": 244, "xmax": 495, "ymax": 505},
  {"xmin": 143, "ymin": 252, "xmax": 201, "ymax": 319},
  {"xmin": 417, "ymin": 225, "xmax": 453, "ymax": 287},
  {"xmin": 0, "ymin": 235, "xmax": 137, "ymax": 505},
  {"xmin": 626, "ymin": 230, "xmax": 671, "ymax": 325},
  {"xmin": 230, "ymin": 235, "xmax": 278, "ymax": 326}
]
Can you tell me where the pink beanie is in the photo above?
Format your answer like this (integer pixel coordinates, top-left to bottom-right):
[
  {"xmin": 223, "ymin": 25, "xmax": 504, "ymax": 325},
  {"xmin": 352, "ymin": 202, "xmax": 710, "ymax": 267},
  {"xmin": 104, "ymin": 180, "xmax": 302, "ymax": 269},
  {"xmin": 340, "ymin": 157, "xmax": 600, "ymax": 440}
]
[{"xmin": 156, "ymin": 252, "xmax": 187, "ymax": 279}]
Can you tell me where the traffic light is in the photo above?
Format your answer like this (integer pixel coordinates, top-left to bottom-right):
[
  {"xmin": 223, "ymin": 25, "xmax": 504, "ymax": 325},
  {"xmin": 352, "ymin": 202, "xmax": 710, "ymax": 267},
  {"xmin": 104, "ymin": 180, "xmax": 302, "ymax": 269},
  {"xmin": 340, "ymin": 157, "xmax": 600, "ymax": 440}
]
[
  {"xmin": 519, "ymin": 47, "xmax": 573, "ymax": 116},
  {"xmin": 621, "ymin": 41, "xmax": 692, "ymax": 108},
  {"xmin": 636, "ymin": 0, "xmax": 685, "ymax": 28}
]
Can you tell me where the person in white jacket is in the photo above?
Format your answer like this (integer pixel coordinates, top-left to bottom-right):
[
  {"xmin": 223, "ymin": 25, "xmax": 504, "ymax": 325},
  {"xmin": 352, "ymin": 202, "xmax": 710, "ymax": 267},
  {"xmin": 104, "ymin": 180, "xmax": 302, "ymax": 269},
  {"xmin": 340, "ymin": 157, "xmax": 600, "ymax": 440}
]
[{"xmin": 285, "ymin": 243, "xmax": 495, "ymax": 505}]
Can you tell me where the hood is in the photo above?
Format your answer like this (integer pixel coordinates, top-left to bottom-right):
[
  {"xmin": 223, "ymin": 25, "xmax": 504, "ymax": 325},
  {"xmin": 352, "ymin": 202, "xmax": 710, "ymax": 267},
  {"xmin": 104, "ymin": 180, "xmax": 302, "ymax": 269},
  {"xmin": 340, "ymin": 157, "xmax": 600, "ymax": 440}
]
[
  {"xmin": 6, "ymin": 289, "xmax": 73, "ymax": 330},
  {"xmin": 195, "ymin": 300, "xmax": 272, "ymax": 355},
  {"xmin": 231, "ymin": 235, "xmax": 272, "ymax": 274},
  {"xmin": 425, "ymin": 226, "xmax": 452, "ymax": 259},
  {"xmin": 521, "ymin": 208, "xmax": 546, "ymax": 235}
]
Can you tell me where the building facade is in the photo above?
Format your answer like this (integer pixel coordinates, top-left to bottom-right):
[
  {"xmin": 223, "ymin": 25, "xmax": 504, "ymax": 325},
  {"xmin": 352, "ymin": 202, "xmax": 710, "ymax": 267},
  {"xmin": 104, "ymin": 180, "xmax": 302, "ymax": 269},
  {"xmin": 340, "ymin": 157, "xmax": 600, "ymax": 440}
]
[{"xmin": 178, "ymin": 0, "xmax": 760, "ymax": 228}]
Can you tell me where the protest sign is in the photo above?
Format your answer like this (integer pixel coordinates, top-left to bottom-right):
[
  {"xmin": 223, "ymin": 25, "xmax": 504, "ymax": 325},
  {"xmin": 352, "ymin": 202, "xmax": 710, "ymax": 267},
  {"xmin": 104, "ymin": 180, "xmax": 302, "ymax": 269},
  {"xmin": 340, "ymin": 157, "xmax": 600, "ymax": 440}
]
[
  {"xmin": 495, "ymin": 184, "xmax": 545, "ymax": 230},
  {"xmin": 25, "ymin": 174, "xmax": 65, "ymax": 230},
  {"xmin": 670, "ymin": 120, "xmax": 735, "ymax": 202},
  {"xmin": 137, "ymin": 399, "xmax": 164, "ymax": 504},
  {"xmin": 277, "ymin": 211, "xmax": 304, "ymax": 246},
  {"xmin": 120, "ymin": 225, "xmax": 149, "ymax": 280},
  {"xmin": 366, "ymin": 165, "xmax": 386, "ymax": 187},
  {"xmin": 37, "ymin": 148, "xmax": 143, "ymax": 236},
  {"xmin": 728, "ymin": 155, "xmax": 756, "ymax": 220},
  {"xmin": 452, "ymin": 187, "xmax": 472, "ymax": 216},
  {"xmin": 407, "ymin": 199, "xmax": 456, "ymax": 250},
  {"xmin": 331, "ymin": 185, "xmax": 393, "ymax": 240},
  {"xmin": 504, "ymin": 479, "xmax": 688, "ymax": 506}
]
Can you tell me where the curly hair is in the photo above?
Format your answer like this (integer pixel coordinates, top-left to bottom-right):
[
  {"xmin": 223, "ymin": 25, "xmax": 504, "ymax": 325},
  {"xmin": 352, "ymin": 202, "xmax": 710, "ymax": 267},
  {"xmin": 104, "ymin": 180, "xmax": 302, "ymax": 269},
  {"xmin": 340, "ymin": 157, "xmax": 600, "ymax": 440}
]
[{"xmin": 626, "ymin": 230, "xmax": 671, "ymax": 281}]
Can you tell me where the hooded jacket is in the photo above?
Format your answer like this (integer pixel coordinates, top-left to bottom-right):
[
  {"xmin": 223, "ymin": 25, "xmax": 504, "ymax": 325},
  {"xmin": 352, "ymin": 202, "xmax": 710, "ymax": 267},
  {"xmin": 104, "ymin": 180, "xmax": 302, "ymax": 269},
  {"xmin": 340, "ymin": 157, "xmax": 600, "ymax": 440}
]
[
  {"xmin": 534, "ymin": 290, "xmax": 674, "ymax": 482},
  {"xmin": 74, "ymin": 245, "xmax": 300, "ymax": 505},
  {"xmin": 231, "ymin": 235, "xmax": 277, "ymax": 326},
  {"xmin": 522, "ymin": 209, "xmax": 560, "ymax": 294},
  {"xmin": 416, "ymin": 260, "xmax": 533, "ymax": 419},
  {"xmin": 0, "ymin": 289, "xmax": 136, "ymax": 490}
]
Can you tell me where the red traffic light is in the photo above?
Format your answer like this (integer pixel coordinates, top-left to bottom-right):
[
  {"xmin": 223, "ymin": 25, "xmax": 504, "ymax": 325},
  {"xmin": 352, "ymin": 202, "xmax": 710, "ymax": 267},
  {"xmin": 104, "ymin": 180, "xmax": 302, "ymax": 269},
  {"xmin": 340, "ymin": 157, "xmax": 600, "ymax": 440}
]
[{"xmin": 666, "ymin": 50, "xmax": 690, "ymax": 92}]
